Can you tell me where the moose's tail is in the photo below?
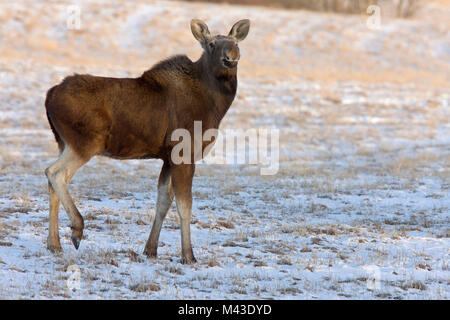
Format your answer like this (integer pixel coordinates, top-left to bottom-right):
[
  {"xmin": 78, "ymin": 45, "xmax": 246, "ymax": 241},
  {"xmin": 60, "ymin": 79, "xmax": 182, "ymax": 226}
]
[{"xmin": 45, "ymin": 86, "xmax": 65, "ymax": 153}]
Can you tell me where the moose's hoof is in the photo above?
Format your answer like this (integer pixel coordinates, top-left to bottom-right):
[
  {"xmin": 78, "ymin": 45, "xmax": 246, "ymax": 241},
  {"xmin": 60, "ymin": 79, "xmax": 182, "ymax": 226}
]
[
  {"xmin": 143, "ymin": 247, "xmax": 157, "ymax": 259},
  {"xmin": 47, "ymin": 243, "xmax": 63, "ymax": 253},
  {"xmin": 180, "ymin": 256, "xmax": 197, "ymax": 265},
  {"xmin": 71, "ymin": 236, "xmax": 81, "ymax": 250},
  {"xmin": 70, "ymin": 226, "xmax": 83, "ymax": 250}
]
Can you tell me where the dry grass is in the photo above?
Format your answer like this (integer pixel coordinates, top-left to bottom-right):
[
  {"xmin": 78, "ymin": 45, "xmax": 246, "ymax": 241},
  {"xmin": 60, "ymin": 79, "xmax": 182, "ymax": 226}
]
[
  {"xmin": 0, "ymin": 0, "xmax": 448, "ymax": 300},
  {"xmin": 206, "ymin": 256, "xmax": 221, "ymax": 267},
  {"xmin": 129, "ymin": 283, "xmax": 161, "ymax": 292}
]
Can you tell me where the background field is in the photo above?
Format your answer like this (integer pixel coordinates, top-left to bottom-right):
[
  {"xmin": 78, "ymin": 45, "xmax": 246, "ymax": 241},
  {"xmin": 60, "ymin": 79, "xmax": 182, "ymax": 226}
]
[{"xmin": 0, "ymin": 0, "xmax": 449, "ymax": 299}]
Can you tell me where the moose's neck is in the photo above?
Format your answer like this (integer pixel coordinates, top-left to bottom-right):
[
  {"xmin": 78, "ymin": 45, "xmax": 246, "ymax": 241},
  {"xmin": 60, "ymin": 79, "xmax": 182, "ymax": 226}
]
[{"xmin": 195, "ymin": 53, "xmax": 237, "ymax": 124}]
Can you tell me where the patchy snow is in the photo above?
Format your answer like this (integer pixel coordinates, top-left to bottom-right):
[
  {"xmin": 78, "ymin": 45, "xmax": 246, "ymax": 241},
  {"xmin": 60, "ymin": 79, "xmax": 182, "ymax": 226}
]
[{"xmin": 0, "ymin": 0, "xmax": 449, "ymax": 299}]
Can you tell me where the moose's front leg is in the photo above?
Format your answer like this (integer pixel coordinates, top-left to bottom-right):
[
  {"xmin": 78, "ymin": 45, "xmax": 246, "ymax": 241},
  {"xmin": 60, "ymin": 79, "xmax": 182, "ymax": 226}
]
[{"xmin": 171, "ymin": 164, "xmax": 196, "ymax": 264}]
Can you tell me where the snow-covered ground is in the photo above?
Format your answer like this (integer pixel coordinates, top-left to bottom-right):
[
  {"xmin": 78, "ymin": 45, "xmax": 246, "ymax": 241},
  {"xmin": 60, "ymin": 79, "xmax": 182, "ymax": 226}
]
[{"xmin": 0, "ymin": 0, "xmax": 449, "ymax": 299}]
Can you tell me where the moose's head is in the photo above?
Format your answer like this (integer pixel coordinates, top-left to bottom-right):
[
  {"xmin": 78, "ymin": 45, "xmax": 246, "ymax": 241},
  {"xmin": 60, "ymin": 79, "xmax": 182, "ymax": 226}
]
[{"xmin": 191, "ymin": 19, "xmax": 250, "ymax": 73}]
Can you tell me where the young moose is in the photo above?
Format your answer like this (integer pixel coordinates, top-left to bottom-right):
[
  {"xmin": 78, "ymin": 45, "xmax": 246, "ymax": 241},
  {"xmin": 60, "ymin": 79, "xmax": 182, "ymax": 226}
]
[{"xmin": 44, "ymin": 19, "xmax": 250, "ymax": 264}]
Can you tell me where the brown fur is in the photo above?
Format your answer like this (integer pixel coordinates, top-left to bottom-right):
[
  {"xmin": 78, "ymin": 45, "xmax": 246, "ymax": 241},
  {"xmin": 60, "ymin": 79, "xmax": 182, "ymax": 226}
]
[
  {"xmin": 44, "ymin": 19, "xmax": 250, "ymax": 264},
  {"xmin": 46, "ymin": 54, "xmax": 237, "ymax": 161}
]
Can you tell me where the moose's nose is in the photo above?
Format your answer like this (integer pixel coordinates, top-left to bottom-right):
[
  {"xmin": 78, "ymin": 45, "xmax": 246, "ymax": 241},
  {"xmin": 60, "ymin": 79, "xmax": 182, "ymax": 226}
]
[{"xmin": 223, "ymin": 47, "xmax": 240, "ymax": 63}]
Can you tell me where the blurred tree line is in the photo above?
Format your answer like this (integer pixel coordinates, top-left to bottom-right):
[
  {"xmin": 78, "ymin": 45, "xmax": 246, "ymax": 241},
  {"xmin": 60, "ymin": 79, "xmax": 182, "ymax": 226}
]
[{"xmin": 182, "ymin": 0, "xmax": 420, "ymax": 17}]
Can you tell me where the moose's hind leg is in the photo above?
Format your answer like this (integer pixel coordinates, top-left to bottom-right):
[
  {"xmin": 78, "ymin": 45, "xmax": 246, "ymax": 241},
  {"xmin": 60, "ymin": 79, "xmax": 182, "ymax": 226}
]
[
  {"xmin": 47, "ymin": 181, "xmax": 62, "ymax": 252},
  {"xmin": 45, "ymin": 146, "xmax": 91, "ymax": 250}
]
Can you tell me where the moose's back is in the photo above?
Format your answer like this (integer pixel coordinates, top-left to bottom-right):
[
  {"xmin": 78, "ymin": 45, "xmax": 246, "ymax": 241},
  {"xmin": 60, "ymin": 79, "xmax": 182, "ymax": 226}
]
[{"xmin": 45, "ymin": 74, "xmax": 171, "ymax": 160}]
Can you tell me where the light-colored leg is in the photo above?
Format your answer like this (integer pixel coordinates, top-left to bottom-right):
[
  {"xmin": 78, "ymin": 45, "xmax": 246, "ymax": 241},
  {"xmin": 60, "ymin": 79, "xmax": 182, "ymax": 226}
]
[
  {"xmin": 47, "ymin": 182, "xmax": 61, "ymax": 252},
  {"xmin": 144, "ymin": 162, "xmax": 173, "ymax": 257},
  {"xmin": 171, "ymin": 164, "xmax": 196, "ymax": 264},
  {"xmin": 45, "ymin": 146, "xmax": 89, "ymax": 250}
]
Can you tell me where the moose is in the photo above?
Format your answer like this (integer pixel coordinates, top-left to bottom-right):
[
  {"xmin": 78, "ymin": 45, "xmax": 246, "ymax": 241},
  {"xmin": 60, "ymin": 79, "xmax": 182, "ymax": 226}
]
[{"xmin": 44, "ymin": 19, "xmax": 250, "ymax": 264}]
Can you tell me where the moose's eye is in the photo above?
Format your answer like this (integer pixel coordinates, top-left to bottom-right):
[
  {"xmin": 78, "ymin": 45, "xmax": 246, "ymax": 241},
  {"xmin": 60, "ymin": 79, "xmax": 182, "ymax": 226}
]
[{"xmin": 208, "ymin": 42, "xmax": 215, "ymax": 49}]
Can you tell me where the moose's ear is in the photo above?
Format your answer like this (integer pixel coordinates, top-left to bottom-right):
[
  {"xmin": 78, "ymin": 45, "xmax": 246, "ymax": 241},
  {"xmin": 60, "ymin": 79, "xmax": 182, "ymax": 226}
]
[
  {"xmin": 228, "ymin": 19, "xmax": 250, "ymax": 42},
  {"xmin": 191, "ymin": 19, "xmax": 211, "ymax": 43}
]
